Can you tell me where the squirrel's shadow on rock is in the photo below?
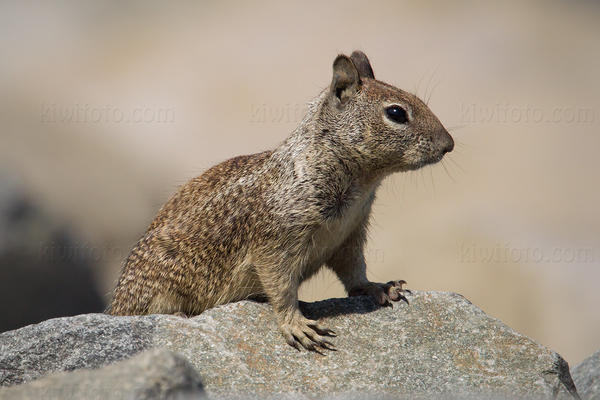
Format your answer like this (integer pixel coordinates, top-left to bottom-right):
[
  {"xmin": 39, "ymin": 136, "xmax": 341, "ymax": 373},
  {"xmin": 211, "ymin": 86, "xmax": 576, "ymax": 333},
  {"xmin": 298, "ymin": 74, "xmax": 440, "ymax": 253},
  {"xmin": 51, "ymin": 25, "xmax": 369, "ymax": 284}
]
[{"xmin": 298, "ymin": 295, "xmax": 400, "ymax": 320}]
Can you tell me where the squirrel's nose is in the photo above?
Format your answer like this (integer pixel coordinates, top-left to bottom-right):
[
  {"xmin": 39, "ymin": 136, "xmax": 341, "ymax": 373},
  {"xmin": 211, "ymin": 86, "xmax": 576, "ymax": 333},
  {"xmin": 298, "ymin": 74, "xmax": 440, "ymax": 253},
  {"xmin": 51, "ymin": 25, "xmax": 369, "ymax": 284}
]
[
  {"xmin": 435, "ymin": 129, "xmax": 454, "ymax": 154},
  {"xmin": 442, "ymin": 134, "xmax": 454, "ymax": 154}
]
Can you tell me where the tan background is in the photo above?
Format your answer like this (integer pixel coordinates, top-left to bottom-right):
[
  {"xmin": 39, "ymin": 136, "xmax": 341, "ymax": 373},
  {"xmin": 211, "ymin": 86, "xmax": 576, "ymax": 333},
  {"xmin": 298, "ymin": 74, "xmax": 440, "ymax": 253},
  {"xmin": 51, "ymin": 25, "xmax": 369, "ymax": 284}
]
[{"xmin": 1, "ymin": 1, "xmax": 598, "ymax": 365}]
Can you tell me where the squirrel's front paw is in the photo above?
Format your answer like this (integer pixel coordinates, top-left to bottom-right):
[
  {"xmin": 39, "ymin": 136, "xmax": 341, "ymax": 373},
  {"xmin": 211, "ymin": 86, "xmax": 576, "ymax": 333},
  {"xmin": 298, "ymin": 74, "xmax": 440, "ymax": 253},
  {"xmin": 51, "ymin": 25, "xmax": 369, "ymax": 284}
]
[
  {"xmin": 279, "ymin": 313, "xmax": 336, "ymax": 353},
  {"xmin": 349, "ymin": 280, "xmax": 410, "ymax": 306}
]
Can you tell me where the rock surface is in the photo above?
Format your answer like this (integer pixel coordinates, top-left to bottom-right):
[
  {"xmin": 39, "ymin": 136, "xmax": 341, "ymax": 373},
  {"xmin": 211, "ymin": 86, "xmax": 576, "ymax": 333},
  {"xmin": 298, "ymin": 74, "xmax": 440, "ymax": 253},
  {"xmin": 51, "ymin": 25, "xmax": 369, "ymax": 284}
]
[
  {"xmin": 0, "ymin": 291, "xmax": 579, "ymax": 399},
  {"xmin": 0, "ymin": 349, "xmax": 204, "ymax": 400},
  {"xmin": 572, "ymin": 349, "xmax": 600, "ymax": 400}
]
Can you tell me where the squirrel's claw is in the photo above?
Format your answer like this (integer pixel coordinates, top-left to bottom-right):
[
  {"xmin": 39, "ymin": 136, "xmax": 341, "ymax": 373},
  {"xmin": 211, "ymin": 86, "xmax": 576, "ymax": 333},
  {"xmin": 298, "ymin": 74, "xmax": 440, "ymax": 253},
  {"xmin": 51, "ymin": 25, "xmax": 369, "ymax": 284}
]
[
  {"xmin": 350, "ymin": 280, "xmax": 411, "ymax": 306},
  {"xmin": 280, "ymin": 317, "xmax": 336, "ymax": 353}
]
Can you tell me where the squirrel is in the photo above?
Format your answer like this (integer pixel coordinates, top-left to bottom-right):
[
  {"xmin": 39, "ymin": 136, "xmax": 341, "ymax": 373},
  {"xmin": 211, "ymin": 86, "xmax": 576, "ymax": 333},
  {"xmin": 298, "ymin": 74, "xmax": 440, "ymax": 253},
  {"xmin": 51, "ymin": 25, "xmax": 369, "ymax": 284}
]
[{"xmin": 107, "ymin": 51, "xmax": 454, "ymax": 352}]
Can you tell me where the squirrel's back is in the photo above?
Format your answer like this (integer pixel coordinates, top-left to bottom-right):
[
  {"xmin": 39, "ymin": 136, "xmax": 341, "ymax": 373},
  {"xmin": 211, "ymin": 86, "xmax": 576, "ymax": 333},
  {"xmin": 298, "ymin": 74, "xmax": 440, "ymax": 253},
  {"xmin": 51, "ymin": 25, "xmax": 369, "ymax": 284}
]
[{"xmin": 107, "ymin": 150, "xmax": 272, "ymax": 316}]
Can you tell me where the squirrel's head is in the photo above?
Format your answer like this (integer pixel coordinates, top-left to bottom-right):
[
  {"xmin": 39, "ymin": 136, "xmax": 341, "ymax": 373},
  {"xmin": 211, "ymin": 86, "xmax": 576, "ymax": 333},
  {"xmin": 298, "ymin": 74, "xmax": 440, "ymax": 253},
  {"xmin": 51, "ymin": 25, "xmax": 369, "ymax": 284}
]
[{"xmin": 317, "ymin": 51, "xmax": 454, "ymax": 175}]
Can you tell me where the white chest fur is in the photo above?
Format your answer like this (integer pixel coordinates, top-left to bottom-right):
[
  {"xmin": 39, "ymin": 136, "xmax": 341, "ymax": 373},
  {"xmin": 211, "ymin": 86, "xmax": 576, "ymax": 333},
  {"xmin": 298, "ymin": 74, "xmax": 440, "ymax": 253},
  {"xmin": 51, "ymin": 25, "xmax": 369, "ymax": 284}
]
[{"xmin": 309, "ymin": 184, "xmax": 375, "ymax": 263}]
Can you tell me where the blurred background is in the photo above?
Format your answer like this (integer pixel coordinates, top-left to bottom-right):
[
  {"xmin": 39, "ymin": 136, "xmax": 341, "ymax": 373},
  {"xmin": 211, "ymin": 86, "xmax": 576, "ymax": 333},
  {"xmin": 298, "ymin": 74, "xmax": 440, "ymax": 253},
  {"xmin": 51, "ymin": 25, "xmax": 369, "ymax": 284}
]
[{"xmin": 0, "ymin": 1, "xmax": 598, "ymax": 366}]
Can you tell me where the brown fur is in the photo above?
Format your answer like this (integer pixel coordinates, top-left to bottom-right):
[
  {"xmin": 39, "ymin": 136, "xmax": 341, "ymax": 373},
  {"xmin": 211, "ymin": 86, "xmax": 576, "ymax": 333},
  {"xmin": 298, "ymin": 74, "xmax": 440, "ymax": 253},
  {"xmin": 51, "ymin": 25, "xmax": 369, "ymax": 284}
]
[{"xmin": 107, "ymin": 51, "xmax": 454, "ymax": 351}]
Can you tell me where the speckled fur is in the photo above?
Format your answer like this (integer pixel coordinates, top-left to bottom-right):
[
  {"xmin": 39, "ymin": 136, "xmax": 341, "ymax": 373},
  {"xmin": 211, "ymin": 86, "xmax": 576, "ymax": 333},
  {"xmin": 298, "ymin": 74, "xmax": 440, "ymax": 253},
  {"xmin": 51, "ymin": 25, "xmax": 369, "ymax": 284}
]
[{"xmin": 107, "ymin": 51, "xmax": 454, "ymax": 351}]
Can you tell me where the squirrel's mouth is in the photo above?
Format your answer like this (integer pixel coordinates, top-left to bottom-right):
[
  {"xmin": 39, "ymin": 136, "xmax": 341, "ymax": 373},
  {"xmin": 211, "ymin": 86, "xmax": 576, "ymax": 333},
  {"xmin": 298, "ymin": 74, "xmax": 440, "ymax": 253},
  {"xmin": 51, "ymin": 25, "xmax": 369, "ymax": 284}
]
[
  {"xmin": 400, "ymin": 151, "xmax": 448, "ymax": 172},
  {"xmin": 428, "ymin": 151, "xmax": 448, "ymax": 165}
]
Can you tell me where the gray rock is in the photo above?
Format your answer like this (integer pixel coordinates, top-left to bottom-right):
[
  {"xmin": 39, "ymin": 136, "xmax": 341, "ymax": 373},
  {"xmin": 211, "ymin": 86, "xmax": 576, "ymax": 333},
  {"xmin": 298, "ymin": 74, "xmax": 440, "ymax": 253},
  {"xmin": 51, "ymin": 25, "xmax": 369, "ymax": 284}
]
[
  {"xmin": 0, "ymin": 291, "xmax": 579, "ymax": 398},
  {"xmin": 0, "ymin": 313, "xmax": 159, "ymax": 385},
  {"xmin": 0, "ymin": 348, "xmax": 204, "ymax": 400},
  {"xmin": 573, "ymin": 349, "xmax": 600, "ymax": 399}
]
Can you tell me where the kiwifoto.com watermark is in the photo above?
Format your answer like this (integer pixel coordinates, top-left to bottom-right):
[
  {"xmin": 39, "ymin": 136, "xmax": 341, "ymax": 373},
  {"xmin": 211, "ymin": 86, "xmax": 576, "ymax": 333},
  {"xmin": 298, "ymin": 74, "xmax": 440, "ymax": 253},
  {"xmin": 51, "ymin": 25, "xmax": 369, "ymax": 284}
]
[
  {"xmin": 459, "ymin": 242, "xmax": 595, "ymax": 264},
  {"xmin": 460, "ymin": 103, "xmax": 596, "ymax": 125},
  {"xmin": 41, "ymin": 103, "xmax": 175, "ymax": 124},
  {"xmin": 39, "ymin": 242, "xmax": 127, "ymax": 263},
  {"xmin": 37, "ymin": 241, "xmax": 386, "ymax": 265},
  {"xmin": 250, "ymin": 103, "xmax": 308, "ymax": 124}
]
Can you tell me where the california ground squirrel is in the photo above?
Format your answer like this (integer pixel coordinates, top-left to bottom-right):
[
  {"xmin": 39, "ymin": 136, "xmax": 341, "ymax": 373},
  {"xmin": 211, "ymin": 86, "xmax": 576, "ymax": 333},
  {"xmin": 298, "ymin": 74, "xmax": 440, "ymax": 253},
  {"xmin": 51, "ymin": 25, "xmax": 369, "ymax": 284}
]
[{"xmin": 107, "ymin": 51, "xmax": 454, "ymax": 352}]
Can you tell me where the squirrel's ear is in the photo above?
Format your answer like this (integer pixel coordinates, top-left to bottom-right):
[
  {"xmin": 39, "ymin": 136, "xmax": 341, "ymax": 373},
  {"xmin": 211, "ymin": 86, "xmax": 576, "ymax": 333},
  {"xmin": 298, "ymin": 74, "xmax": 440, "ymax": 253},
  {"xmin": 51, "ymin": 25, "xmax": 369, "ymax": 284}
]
[
  {"xmin": 331, "ymin": 55, "xmax": 360, "ymax": 105},
  {"xmin": 350, "ymin": 51, "xmax": 375, "ymax": 79}
]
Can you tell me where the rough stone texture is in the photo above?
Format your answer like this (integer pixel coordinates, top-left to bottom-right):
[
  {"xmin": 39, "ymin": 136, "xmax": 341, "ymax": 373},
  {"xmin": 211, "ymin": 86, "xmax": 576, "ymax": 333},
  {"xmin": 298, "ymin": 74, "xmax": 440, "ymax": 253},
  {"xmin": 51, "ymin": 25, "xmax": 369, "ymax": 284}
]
[
  {"xmin": 0, "ymin": 348, "xmax": 204, "ymax": 400},
  {"xmin": 573, "ymin": 349, "xmax": 600, "ymax": 399},
  {"xmin": 0, "ymin": 313, "xmax": 159, "ymax": 385},
  {"xmin": 0, "ymin": 291, "xmax": 579, "ymax": 399}
]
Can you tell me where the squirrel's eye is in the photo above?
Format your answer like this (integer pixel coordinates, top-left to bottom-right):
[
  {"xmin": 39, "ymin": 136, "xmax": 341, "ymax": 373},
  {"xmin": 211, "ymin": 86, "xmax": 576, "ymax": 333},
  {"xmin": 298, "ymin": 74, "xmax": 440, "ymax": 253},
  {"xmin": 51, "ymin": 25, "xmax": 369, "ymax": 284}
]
[{"xmin": 385, "ymin": 105, "xmax": 408, "ymax": 124}]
